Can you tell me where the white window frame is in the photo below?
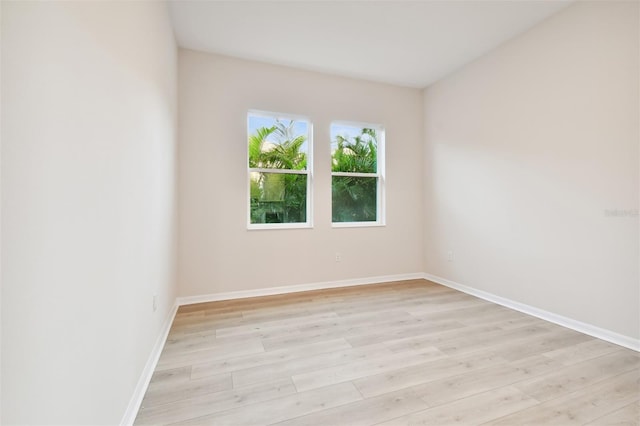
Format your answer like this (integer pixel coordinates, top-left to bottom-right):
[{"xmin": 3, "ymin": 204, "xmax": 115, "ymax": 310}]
[
  {"xmin": 331, "ymin": 121, "xmax": 385, "ymax": 228},
  {"xmin": 247, "ymin": 110, "xmax": 313, "ymax": 230}
]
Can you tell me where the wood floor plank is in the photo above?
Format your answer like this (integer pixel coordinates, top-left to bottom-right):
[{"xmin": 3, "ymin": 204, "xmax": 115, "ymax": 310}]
[
  {"xmin": 496, "ymin": 327, "xmax": 592, "ymax": 361},
  {"xmin": 377, "ymin": 386, "xmax": 538, "ymax": 426},
  {"xmin": 434, "ymin": 324, "xmax": 553, "ymax": 356},
  {"xmin": 485, "ymin": 370, "xmax": 640, "ymax": 425},
  {"xmin": 291, "ymin": 346, "xmax": 445, "ymax": 392},
  {"xmin": 217, "ymin": 310, "xmax": 404, "ymax": 339},
  {"xmin": 413, "ymin": 355, "xmax": 565, "ymax": 408},
  {"xmin": 165, "ymin": 326, "xmax": 299, "ymax": 353},
  {"xmin": 473, "ymin": 314, "xmax": 545, "ymax": 331},
  {"xmin": 232, "ymin": 342, "xmax": 396, "ymax": 388},
  {"xmin": 382, "ymin": 324, "xmax": 502, "ymax": 353},
  {"xmin": 145, "ymin": 366, "xmax": 192, "ymax": 387},
  {"xmin": 169, "ymin": 382, "xmax": 363, "ymax": 426},
  {"xmin": 353, "ymin": 349, "xmax": 505, "ymax": 398},
  {"xmin": 404, "ymin": 298, "xmax": 492, "ymax": 316},
  {"xmin": 155, "ymin": 338, "xmax": 264, "ymax": 371},
  {"xmin": 214, "ymin": 311, "xmax": 340, "ymax": 338},
  {"xmin": 262, "ymin": 315, "xmax": 440, "ymax": 350},
  {"xmin": 190, "ymin": 338, "xmax": 352, "ymax": 380},
  {"xmin": 542, "ymin": 338, "xmax": 622, "ymax": 365},
  {"xmin": 140, "ymin": 371, "xmax": 232, "ymax": 408},
  {"xmin": 438, "ymin": 305, "xmax": 523, "ymax": 324},
  {"xmin": 296, "ymin": 310, "xmax": 415, "ymax": 334},
  {"xmin": 260, "ymin": 314, "xmax": 450, "ymax": 351},
  {"xmin": 584, "ymin": 401, "xmax": 640, "ymax": 425},
  {"xmin": 344, "ymin": 319, "xmax": 466, "ymax": 348},
  {"xmin": 513, "ymin": 350, "xmax": 640, "ymax": 402},
  {"xmin": 135, "ymin": 378, "xmax": 296, "ymax": 425},
  {"xmin": 238, "ymin": 306, "xmax": 333, "ymax": 324},
  {"xmin": 273, "ymin": 388, "xmax": 430, "ymax": 426}
]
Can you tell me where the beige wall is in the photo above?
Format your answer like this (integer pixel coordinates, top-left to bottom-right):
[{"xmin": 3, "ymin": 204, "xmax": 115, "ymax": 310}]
[
  {"xmin": 178, "ymin": 50, "xmax": 424, "ymax": 297},
  {"xmin": 423, "ymin": 1, "xmax": 639, "ymax": 339},
  {"xmin": 0, "ymin": 1, "xmax": 3, "ymax": 421},
  {"xmin": 1, "ymin": 1, "xmax": 178, "ymax": 424}
]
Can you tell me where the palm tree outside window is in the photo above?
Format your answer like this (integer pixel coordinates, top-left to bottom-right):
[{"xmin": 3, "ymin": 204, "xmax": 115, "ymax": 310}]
[
  {"xmin": 247, "ymin": 112, "xmax": 312, "ymax": 228},
  {"xmin": 331, "ymin": 122, "xmax": 385, "ymax": 226}
]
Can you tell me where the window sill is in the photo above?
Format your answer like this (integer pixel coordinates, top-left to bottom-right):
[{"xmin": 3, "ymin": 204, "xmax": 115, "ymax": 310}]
[
  {"xmin": 332, "ymin": 222, "xmax": 385, "ymax": 229},
  {"xmin": 248, "ymin": 223, "xmax": 313, "ymax": 231}
]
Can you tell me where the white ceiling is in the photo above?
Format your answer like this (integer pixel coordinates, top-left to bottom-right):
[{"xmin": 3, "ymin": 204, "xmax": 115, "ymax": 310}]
[{"xmin": 169, "ymin": 0, "xmax": 572, "ymax": 88}]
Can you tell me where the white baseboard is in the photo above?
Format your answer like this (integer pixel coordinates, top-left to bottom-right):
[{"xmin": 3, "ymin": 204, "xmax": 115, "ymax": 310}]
[
  {"xmin": 176, "ymin": 273, "xmax": 425, "ymax": 306},
  {"xmin": 423, "ymin": 273, "xmax": 640, "ymax": 352},
  {"xmin": 122, "ymin": 270, "xmax": 638, "ymax": 424},
  {"xmin": 120, "ymin": 303, "xmax": 178, "ymax": 426}
]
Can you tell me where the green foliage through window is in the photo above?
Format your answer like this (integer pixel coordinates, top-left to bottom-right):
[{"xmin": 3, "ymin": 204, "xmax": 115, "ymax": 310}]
[
  {"xmin": 331, "ymin": 125, "xmax": 382, "ymax": 223},
  {"xmin": 332, "ymin": 176, "xmax": 377, "ymax": 222},
  {"xmin": 332, "ymin": 128, "xmax": 377, "ymax": 173},
  {"xmin": 248, "ymin": 115, "xmax": 309, "ymax": 225}
]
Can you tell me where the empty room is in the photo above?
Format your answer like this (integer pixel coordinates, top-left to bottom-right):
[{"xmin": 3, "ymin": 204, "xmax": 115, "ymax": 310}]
[{"xmin": 1, "ymin": 0, "xmax": 639, "ymax": 425}]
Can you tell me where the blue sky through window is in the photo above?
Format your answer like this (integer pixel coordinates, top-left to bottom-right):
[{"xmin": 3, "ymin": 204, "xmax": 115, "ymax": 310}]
[
  {"xmin": 248, "ymin": 115, "xmax": 309, "ymax": 153},
  {"xmin": 331, "ymin": 124, "xmax": 375, "ymax": 152}
]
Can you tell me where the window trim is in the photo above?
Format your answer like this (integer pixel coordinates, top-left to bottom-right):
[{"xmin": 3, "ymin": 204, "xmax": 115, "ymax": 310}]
[
  {"xmin": 330, "ymin": 121, "xmax": 385, "ymax": 228},
  {"xmin": 247, "ymin": 110, "xmax": 313, "ymax": 230}
]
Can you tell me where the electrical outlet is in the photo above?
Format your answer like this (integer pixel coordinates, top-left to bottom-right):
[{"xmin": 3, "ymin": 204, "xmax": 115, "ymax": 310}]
[
  {"xmin": 447, "ymin": 251, "xmax": 454, "ymax": 262},
  {"xmin": 153, "ymin": 294, "xmax": 158, "ymax": 312},
  {"xmin": 335, "ymin": 252, "xmax": 342, "ymax": 262}
]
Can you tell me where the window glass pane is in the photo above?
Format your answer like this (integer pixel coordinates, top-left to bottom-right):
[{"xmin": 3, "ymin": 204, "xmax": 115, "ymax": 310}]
[
  {"xmin": 331, "ymin": 125, "xmax": 377, "ymax": 173},
  {"xmin": 332, "ymin": 176, "xmax": 377, "ymax": 222},
  {"xmin": 248, "ymin": 115, "xmax": 308, "ymax": 170},
  {"xmin": 250, "ymin": 172, "xmax": 307, "ymax": 224}
]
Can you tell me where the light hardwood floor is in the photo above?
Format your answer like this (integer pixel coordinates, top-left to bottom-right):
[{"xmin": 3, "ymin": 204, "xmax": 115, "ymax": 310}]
[{"xmin": 134, "ymin": 279, "xmax": 640, "ymax": 425}]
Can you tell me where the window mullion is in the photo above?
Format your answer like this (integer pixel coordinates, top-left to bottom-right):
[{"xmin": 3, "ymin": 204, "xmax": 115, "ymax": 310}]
[
  {"xmin": 331, "ymin": 172, "xmax": 379, "ymax": 178},
  {"xmin": 250, "ymin": 168, "xmax": 308, "ymax": 175}
]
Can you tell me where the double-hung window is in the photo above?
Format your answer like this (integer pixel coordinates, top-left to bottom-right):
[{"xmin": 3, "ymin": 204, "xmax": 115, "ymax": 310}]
[
  {"xmin": 247, "ymin": 111, "xmax": 312, "ymax": 229},
  {"xmin": 331, "ymin": 122, "xmax": 385, "ymax": 226}
]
